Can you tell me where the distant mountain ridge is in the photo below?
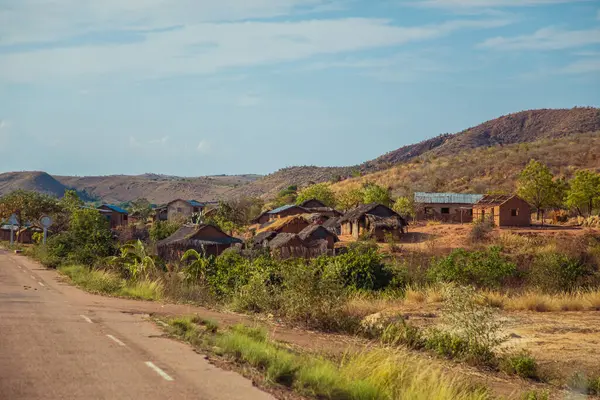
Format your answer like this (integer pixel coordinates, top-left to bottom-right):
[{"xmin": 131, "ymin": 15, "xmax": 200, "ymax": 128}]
[{"xmin": 1, "ymin": 107, "xmax": 598, "ymax": 203}]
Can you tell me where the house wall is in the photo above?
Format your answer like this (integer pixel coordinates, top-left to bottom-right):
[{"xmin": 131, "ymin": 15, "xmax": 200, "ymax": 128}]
[
  {"xmin": 167, "ymin": 200, "xmax": 196, "ymax": 221},
  {"xmin": 256, "ymin": 214, "xmax": 270, "ymax": 225},
  {"xmin": 473, "ymin": 205, "xmax": 500, "ymax": 226},
  {"xmin": 498, "ymin": 197, "xmax": 531, "ymax": 227},
  {"xmin": 416, "ymin": 203, "xmax": 474, "ymax": 223},
  {"xmin": 98, "ymin": 206, "xmax": 127, "ymax": 228}
]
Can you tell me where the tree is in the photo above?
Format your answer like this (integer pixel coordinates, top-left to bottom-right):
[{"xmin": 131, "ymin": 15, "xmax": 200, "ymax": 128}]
[
  {"xmin": 336, "ymin": 187, "xmax": 363, "ymax": 211},
  {"xmin": 566, "ymin": 170, "xmax": 600, "ymax": 216},
  {"xmin": 361, "ymin": 182, "xmax": 392, "ymax": 206},
  {"xmin": 517, "ymin": 160, "xmax": 558, "ymax": 221},
  {"xmin": 0, "ymin": 190, "xmax": 61, "ymax": 241},
  {"xmin": 295, "ymin": 183, "xmax": 337, "ymax": 208},
  {"xmin": 393, "ymin": 196, "xmax": 415, "ymax": 219},
  {"xmin": 67, "ymin": 208, "xmax": 115, "ymax": 264},
  {"xmin": 129, "ymin": 198, "xmax": 153, "ymax": 221},
  {"xmin": 273, "ymin": 185, "xmax": 298, "ymax": 207},
  {"xmin": 181, "ymin": 249, "xmax": 212, "ymax": 283}
]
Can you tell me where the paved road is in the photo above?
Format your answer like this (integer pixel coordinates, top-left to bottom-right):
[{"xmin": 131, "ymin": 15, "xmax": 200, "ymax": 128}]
[{"xmin": 0, "ymin": 250, "xmax": 275, "ymax": 400}]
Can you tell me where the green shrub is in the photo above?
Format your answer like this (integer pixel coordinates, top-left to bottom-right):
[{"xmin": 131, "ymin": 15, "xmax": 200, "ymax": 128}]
[
  {"xmin": 428, "ymin": 247, "xmax": 517, "ymax": 288},
  {"xmin": 380, "ymin": 319, "xmax": 425, "ymax": 349},
  {"xmin": 425, "ymin": 329, "xmax": 471, "ymax": 360},
  {"xmin": 529, "ymin": 253, "xmax": 593, "ymax": 293},
  {"xmin": 149, "ymin": 220, "xmax": 181, "ymax": 241},
  {"xmin": 501, "ymin": 352, "xmax": 539, "ymax": 380},
  {"xmin": 328, "ymin": 243, "xmax": 391, "ymax": 291}
]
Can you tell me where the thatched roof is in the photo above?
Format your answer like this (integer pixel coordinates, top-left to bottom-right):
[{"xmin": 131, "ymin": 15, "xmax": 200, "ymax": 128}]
[
  {"xmin": 298, "ymin": 224, "xmax": 339, "ymax": 242},
  {"xmin": 299, "ymin": 199, "xmax": 327, "ymax": 208},
  {"xmin": 157, "ymin": 224, "xmax": 242, "ymax": 248},
  {"xmin": 322, "ymin": 217, "xmax": 340, "ymax": 230},
  {"xmin": 251, "ymin": 210, "xmax": 271, "ymax": 223},
  {"xmin": 338, "ymin": 203, "xmax": 407, "ymax": 226},
  {"xmin": 366, "ymin": 214, "xmax": 405, "ymax": 229},
  {"xmin": 256, "ymin": 215, "xmax": 309, "ymax": 234},
  {"xmin": 268, "ymin": 233, "xmax": 306, "ymax": 249},
  {"xmin": 248, "ymin": 231, "xmax": 277, "ymax": 247}
]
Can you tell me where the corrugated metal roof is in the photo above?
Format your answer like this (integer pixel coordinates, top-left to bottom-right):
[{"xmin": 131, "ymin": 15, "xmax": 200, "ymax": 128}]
[
  {"xmin": 188, "ymin": 200, "xmax": 205, "ymax": 207},
  {"xmin": 99, "ymin": 204, "xmax": 129, "ymax": 214},
  {"xmin": 414, "ymin": 192, "xmax": 484, "ymax": 205},
  {"xmin": 268, "ymin": 204, "xmax": 306, "ymax": 214}
]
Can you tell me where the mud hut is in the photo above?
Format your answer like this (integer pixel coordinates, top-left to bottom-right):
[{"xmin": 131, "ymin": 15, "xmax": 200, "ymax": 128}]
[{"xmin": 157, "ymin": 224, "xmax": 242, "ymax": 261}]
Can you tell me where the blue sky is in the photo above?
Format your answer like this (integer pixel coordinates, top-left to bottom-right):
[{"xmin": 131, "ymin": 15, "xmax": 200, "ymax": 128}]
[{"xmin": 0, "ymin": 0, "xmax": 599, "ymax": 177}]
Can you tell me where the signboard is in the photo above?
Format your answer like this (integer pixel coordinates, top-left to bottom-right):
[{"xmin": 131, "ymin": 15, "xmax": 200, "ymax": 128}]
[{"xmin": 40, "ymin": 215, "xmax": 53, "ymax": 245}]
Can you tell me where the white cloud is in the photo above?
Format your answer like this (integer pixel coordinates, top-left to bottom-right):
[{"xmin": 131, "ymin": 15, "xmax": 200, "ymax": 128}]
[
  {"xmin": 557, "ymin": 58, "xmax": 600, "ymax": 74},
  {"xmin": 414, "ymin": 0, "xmax": 584, "ymax": 8},
  {"xmin": 197, "ymin": 140, "xmax": 211, "ymax": 154},
  {"xmin": 479, "ymin": 27, "xmax": 600, "ymax": 50},
  {"xmin": 0, "ymin": 17, "xmax": 512, "ymax": 83},
  {"xmin": 0, "ymin": 0, "xmax": 338, "ymax": 46}
]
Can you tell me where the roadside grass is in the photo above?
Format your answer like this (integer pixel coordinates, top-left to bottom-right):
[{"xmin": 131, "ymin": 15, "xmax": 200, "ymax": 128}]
[
  {"xmin": 165, "ymin": 316, "xmax": 491, "ymax": 400},
  {"xmin": 58, "ymin": 264, "xmax": 162, "ymax": 301},
  {"xmin": 347, "ymin": 284, "xmax": 600, "ymax": 314}
]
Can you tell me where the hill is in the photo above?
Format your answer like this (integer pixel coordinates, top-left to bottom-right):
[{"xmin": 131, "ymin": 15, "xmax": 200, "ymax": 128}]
[
  {"xmin": 1, "ymin": 107, "xmax": 598, "ymax": 203},
  {"xmin": 0, "ymin": 171, "xmax": 72, "ymax": 197},
  {"xmin": 331, "ymin": 131, "xmax": 600, "ymax": 196}
]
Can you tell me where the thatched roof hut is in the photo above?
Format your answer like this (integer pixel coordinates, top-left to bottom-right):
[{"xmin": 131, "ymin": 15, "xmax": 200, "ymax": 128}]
[
  {"xmin": 298, "ymin": 224, "xmax": 339, "ymax": 249},
  {"xmin": 338, "ymin": 203, "xmax": 407, "ymax": 241},
  {"xmin": 157, "ymin": 224, "xmax": 242, "ymax": 260},
  {"xmin": 256, "ymin": 215, "xmax": 310, "ymax": 235}
]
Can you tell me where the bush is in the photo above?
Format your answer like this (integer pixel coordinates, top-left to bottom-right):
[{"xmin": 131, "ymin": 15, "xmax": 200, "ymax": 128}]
[
  {"xmin": 500, "ymin": 352, "xmax": 539, "ymax": 380},
  {"xmin": 469, "ymin": 220, "xmax": 495, "ymax": 243},
  {"xmin": 529, "ymin": 253, "xmax": 593, "ymax": 293},
  {"xmin": 149, "ymin": 220, "xmax": 181, "ymax": 241},
  {"xmin": 437, "ymin": 285, "xmax": 507, "ymax": 366},
  {"xmin": 327, "ymin": 242, "xmax": 392, "ymax": 291},
  {"xmin": 425, "ymin": 329, "xmax": 472, "ymax": 360},
  {"xmin": 428, "ymin": 247, "xmax": 517, "ymax": 288}
]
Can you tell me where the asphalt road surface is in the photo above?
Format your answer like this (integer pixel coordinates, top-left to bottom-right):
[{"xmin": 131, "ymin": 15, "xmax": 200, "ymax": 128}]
[{"xmin": 0, "ymin": 249, "xmax": 275, "ymax": 400}]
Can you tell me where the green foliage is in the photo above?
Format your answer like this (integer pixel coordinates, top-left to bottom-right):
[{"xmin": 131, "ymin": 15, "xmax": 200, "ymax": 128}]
[
  {"xmin": 181, "ymin": 249, "xmax": 212, "ymax": 284},
  {"xmin": 295, "ymin": 183, "xmax": 337, "ymax": 208},
  {"xmin": 0, "ymin": 190, "xmax": 61, "ymax": 235},
  {"xmin": 566, "ymin": 170, "xmax": 600, "ymax": 216},
  {"xmin": 336, "ymin": 188, "xmax": 363, "ymax": 211},
  {"xmin": 529, "ymin": 252, "xmax": 593, "ymax": 293},
  {"xmin": 428, "ymin": 247, "xmax": 517, "ymax": 288},
  {"xmin": 45, "ymin": 208, "xmax": 115, "ymax": 266},
  {"xmin": 108, "ymin": 240, "xmax": 159, "ymax": 281},
  {"xmin": 327, "ymin": 242, "xmax": 391, "ymax": 291},
  {"xmin": 517, "ymin": 160, "xmax": 561, "ymax": 219},
  {"xmin": 128, "ymin": 198, "xmax": 153, "ymax": 221},
  {"xmin": 274, "ymin": 185, "xmax": 298, "ymax": 207},
  {"xmin": 361, "ymin": 182, "xmax": 391, "ymax": 206},
  {"xmin": 392, "ymin": 196, "xmax": 415, "ymax": 218},
  {"xmin": 149, "ymin": 220, "xmax": 180, "ymax": 241},
  {"xmin": 500, "ymin": 352, "xmax": 539, "ymax": 380},
  {"xmin": 425, "ymin": 329, "xmax": 472, "ymax": 360}
]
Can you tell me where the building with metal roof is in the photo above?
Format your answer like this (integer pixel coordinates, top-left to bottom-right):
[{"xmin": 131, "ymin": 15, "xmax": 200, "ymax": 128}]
[{"xmin": 413, "ymin": 192, "xmax": 484, "ymax": 223}]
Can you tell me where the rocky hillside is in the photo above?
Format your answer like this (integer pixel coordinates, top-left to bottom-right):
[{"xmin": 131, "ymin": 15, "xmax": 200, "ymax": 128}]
[
  {"xmin": 365, "ymin": 107, "xmax": 600, "ymax": 169},
  {"xmin": 1, "ymin": 107, "xmax": 598, "ymax": 203}
]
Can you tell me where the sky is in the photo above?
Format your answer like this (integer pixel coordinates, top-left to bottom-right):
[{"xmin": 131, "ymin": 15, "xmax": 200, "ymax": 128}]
[{"xmin": 0, "ymin": 0, "xmax": 599, "ymax": 177}]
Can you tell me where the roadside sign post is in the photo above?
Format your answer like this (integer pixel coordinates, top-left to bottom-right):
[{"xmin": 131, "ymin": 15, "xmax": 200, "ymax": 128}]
[
  {"xmin": 8, "ymin": 214, "xmax": 18, "ymax": 246},
  {"xmin": 40, "ymin": 216, "xmax": 53, "ymax": 245}
]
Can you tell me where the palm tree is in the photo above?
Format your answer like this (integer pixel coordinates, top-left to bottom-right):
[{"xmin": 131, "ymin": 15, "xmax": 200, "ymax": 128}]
[{"xmin": 181, "ymin": 248, "xmax": 210, "ymax": 283}]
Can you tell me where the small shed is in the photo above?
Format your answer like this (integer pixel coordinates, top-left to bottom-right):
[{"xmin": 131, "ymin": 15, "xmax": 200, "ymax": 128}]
[
  {"xmin": 98, "ymin": 204, "xmax": 129, "ymax": 228},
  {"xmin": 247, "ymin": 231, "xmax": 278, "ymax": 249},
  {"xmin": 339, "ymin": 203, "xmax": 407, "ymax": 241},
  {"xmin": 157, "ymin": 224, "xmax": 242, "ymax": 260},
  {"xmin": 414, "ymin": 192, "xmax": 484, "ymax": 223},
  {"xmin": 298, "ymin": 224, "xmax": 339, "ymax": 250},
  {"xmin": 473, "ymin": 195, "xmax": 531, "ymax": 227},
  {"xmin": 267, "ymin": 204, "xmax": 309, "ymax": 221}
]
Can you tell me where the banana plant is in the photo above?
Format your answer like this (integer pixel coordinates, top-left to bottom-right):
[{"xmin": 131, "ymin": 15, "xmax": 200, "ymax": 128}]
[{"xmin": 181, "ymin": 248, "xmax": 210, "ymax": 284}]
